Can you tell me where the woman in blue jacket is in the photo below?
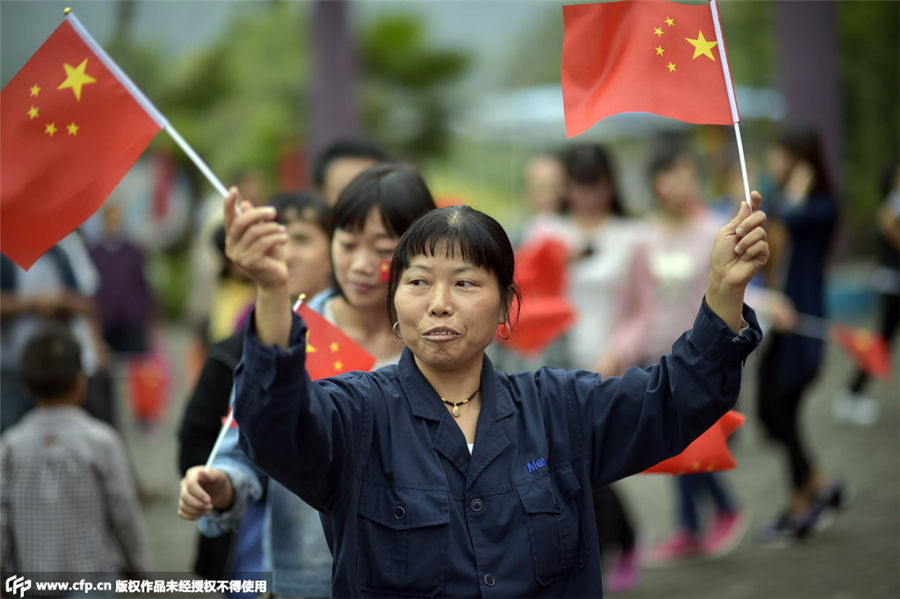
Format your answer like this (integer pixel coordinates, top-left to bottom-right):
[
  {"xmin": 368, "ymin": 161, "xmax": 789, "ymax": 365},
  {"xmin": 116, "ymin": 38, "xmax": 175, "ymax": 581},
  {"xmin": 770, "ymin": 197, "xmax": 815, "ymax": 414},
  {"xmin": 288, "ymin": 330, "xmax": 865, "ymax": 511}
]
[{"xmin": 213, "ymin": 188, "xmax": 767, "ymax": 598}]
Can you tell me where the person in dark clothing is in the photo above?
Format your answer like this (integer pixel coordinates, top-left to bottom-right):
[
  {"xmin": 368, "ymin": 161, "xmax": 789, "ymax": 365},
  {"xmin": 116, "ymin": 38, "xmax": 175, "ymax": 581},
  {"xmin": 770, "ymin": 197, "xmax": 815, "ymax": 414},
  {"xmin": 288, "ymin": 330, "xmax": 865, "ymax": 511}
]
[
  {"xmin": 835, "ymin": 161, "xmax": 900, "ymax": 425},
  {"xmin": 756, "ymin": 126, "xmax": 846, "ymax": 544},
  {"xmin": 180, "ymin": 186, "xmax": 768, "ymax": 598},
  {"xmin": 176, "ymin": 191, "xmax": 332, "ymax": 590}
]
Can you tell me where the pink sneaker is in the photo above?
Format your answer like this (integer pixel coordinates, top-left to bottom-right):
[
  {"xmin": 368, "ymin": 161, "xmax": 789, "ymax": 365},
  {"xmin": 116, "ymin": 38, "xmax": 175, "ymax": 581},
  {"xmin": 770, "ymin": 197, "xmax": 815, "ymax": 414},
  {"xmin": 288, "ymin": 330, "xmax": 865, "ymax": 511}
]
[
  {"xmin": 701, "ymin": 510, "xmax": 746, "ymax": 557},
  {"xmin": 648, "ymin": 529, "xmax": 701, "ymax": 564},
  {"xmin": 606, "ymin": 545, "xmax": 640, "ymax": 593}
]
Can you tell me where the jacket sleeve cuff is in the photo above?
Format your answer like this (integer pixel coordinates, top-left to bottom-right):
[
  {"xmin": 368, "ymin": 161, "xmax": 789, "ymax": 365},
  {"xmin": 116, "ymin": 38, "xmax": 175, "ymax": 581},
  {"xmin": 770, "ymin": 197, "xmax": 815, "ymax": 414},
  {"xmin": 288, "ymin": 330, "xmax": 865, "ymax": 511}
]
[
  {"xmin": 241, "ymin": 308, "xmax": 310, "ymax": 392},
  {"xmin": 689, "ymin": 298, "xmax": 763, "ymax": 364}
]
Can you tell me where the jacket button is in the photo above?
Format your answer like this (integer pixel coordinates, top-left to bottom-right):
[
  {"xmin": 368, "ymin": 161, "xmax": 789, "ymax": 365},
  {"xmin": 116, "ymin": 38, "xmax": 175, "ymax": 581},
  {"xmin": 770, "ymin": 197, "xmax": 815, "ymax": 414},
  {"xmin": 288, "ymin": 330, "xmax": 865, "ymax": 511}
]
[
  {"xmin": 392, "ymin": 505, "xmax": 406, "ymax": 520},
  {"xmin": 470, "ymin": 498, "xmax": 484, "ymax": 512},
  {"xmin": 483, "ymin": 573, "xmax": 495, "ymax": 587}
]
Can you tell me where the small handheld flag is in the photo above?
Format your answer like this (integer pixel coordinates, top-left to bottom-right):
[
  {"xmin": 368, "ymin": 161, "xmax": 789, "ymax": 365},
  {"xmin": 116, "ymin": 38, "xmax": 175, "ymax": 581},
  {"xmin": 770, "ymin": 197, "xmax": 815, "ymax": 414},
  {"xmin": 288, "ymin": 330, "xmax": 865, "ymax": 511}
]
[
  {"xmin": 1, "ymin": 10, "xmax": 229, "ymax": 269},
  {"xmin": 294, "ymin": 299, "xmax": 376, "ymax": 379},
  {"xmin": 561, "ymin": 0, "xmax": 753, "ymax": 208},
  {"xmin": 642, "ymin": 410, "xmax": 745, "ymax": 475}
]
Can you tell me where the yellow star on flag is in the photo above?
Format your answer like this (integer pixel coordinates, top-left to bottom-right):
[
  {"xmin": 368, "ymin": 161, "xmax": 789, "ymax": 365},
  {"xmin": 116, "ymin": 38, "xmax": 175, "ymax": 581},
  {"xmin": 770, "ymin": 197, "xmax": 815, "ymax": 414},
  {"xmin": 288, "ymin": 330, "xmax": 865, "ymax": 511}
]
[
  {"xmin": 685, "ymin": 30, "xmax": 718, "ymax": 61},
  {"xmin": 28, "ymin": 106, "xmax": 39, "ymax": 119},
  {"xmin": 67, "ymin": 122, "xmax": 79, "ymax": 136},
  {"xmin": 667, "ymin": 62, "xmax": 677, "ymax": 72},
  {"xmin": 665, "ymin": 17, "xmax": 674, "ymax": 27},
  {"xmin": 30, "ymin": 84, "xmax": 41, "ymax": 97},
  {"xmin": 305, "ymin": 330, "xmax": 317, "ymax": 353},
  {"xmin": 44, "ymin": 122, "xmax": 57, "ymax": 136},
  {"xmin": 58, "ymin": 58, "xmax": 97, "ymax": 101},
  {"xmin": 655, "ymin": 46, "xmax": 665, "ymax": 56},
  {"xmin": 333, "ymin": 360, "xmax": 343, "ymax": 371},
  {"xmin": 653, "ymin": 26, "xmax": 664, "ymax": 37}
]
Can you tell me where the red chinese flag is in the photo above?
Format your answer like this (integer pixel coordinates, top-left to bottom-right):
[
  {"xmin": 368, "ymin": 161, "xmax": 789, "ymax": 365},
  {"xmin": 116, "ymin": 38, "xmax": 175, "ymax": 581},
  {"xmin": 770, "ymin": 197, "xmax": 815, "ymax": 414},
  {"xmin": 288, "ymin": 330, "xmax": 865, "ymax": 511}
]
[
  {"xmin": 642, "ymin": 410, "xmax": 744, "ymax": 475},
  {"xmin": 832, "ymin": 324, "xmax": 891, "ymax": 381},
  {"xmin": 295, "ymin": 302, "xmax": 376, "ymax": 379},
  {"xmin": 561, "ymin": 0, "xmax": 737, "ymax": 138},
  {"xmin": 1, "ymin": 16, "xmax": 165, "ymax": 268},
  {"xmin": 499, "ymin": 238, "xmax": 576, "ymax": 357}
]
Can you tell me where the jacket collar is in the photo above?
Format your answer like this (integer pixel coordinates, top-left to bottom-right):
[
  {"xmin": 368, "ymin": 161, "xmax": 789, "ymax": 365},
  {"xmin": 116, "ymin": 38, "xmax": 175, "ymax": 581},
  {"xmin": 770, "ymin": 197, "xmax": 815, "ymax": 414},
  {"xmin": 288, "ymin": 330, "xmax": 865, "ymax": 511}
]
[
  {"xmin": 397, "ymin": 348, "xmax": 515, "ymax": 422},
  {"xmin": 398, "ymin": 348, "xmax": 516, "ymax": 487}
]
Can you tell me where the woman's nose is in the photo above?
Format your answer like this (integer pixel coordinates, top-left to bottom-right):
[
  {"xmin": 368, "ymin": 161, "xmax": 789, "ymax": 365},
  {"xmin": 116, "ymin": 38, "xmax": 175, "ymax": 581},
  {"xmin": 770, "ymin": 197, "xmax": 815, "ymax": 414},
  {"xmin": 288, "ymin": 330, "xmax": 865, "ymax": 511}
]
[{"xmin": 428, "ymin": 284, "xmax": 453, "ymax": 315}]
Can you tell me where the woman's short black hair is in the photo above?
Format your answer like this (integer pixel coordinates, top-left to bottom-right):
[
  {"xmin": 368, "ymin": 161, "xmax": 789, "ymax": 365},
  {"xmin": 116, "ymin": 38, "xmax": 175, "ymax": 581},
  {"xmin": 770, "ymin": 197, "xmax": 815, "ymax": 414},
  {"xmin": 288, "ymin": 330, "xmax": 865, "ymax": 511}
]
[
  {"xmin": 388, "ymin": 205, "xmax": 521, "ymax": 322},
  {"xmin": 22, "ymin": 324, "xmax": 82, "ymax": 401},
  {"xmin": 268, "ymin": 190, "xmax": 330, "ymax": 231},
  {"xmin": 331, "ymin": 163, "xmax": 436, "ymax": 237},
  {"xmin": 560, "ymin": 143, "xmax": 627, "ymax": 216}
]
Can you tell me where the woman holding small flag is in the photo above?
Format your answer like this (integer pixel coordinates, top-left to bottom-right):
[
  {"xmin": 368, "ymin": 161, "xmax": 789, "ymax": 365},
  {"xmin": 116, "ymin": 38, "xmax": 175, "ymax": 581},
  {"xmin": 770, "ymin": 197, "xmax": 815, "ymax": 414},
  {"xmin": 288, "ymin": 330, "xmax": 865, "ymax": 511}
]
[
  {"xmin": 177, "ymin": 164, "xmax": 436, "ymax": 598},
  {"xmin": 223, "ymin": 180, "xmax": 769, "ymax": 597}
]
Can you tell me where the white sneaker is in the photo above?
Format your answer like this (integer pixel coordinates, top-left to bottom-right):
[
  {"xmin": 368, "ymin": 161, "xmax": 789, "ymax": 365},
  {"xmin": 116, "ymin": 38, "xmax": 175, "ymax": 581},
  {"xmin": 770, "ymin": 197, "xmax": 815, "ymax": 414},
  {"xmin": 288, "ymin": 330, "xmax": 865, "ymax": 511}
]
[{"xmin": 833, "ymin": 391, "xmax": 880, "ymax": 426}]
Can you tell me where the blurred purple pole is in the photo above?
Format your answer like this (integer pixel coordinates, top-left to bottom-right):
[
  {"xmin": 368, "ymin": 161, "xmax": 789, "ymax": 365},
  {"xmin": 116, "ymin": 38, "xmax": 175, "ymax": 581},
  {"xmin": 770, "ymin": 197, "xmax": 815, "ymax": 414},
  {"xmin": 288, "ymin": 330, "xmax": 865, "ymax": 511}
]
[
  {"xmin": 312, "ymin": 0, "xmax": 358, "ymax": 157},
  {"xmin": 776, "ymin": 1, "xmax": 844, "ymax": 191}
]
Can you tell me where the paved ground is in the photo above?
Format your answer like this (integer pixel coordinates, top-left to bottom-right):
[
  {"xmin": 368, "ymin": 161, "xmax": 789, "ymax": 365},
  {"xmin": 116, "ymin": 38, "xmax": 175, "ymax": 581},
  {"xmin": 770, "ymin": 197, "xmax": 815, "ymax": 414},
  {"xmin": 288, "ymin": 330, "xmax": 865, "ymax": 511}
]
[{"xmin": 121, "ymin": 308, "xmax": 899, "ymax": 599}]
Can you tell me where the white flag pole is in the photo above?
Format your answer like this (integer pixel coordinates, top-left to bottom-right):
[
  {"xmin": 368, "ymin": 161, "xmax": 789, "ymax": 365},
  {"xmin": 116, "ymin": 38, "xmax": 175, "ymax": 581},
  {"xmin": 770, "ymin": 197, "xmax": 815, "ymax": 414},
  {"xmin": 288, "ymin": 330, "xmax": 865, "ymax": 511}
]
[
  {"xmin": 708, "ymin": 0, "xmax": 752, "ymax": 210},
  {"xmin": 204, "ymin": 409, "xmax": 234, "ymax": 469}
]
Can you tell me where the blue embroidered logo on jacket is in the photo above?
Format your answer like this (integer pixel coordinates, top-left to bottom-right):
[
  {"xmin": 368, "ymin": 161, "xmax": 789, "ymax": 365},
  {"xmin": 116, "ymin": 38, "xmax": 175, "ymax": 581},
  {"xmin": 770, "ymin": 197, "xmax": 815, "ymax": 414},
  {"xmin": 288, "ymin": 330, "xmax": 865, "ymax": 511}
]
[{"xmin": 526, "ymin": 455, "xmax": 549, "ymax": 473}]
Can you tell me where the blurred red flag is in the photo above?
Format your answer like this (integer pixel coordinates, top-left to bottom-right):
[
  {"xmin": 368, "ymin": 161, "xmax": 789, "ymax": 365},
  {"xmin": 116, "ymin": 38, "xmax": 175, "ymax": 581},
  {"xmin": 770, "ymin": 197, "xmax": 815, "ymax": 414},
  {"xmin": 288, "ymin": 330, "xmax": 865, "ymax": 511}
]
[
  {"xmin": 295, "ymin": 301, "xmax": 376, "ymax": 379},
  {"xmin": 561, "ymin": 0, "xmax": 738, "ymax": 138},
  {"xmin": 643, "ymin": 410, "xmax": 744, "ymax": 475},
  {"xmin": 832, "ymin": 324, "xmax": 891, "ymax": 381},
  {"xmin": 500, "ymin": 238, "xmax": 576, "ymax": 357},
  {"xmin": 1, "ymin": 16, "xmax": 165, "ymax": 268}
]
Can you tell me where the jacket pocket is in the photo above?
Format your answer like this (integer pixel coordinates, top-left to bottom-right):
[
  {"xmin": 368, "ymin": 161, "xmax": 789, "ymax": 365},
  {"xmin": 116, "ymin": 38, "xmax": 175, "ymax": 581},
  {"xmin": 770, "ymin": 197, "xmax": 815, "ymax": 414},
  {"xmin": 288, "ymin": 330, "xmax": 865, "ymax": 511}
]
[
  {"xmin": 516, "ymin": 464, "xmax": 586, "ymax": 585},
  {"xmin": 357, "ymin": 481, "xmax": 449, "ymax": 596}
]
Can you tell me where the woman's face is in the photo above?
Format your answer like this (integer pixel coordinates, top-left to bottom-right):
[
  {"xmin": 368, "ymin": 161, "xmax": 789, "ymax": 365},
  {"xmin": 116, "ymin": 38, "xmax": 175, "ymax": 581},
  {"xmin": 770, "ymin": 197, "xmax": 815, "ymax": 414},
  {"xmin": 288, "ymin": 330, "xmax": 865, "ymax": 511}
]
[
  {"xmin": 565, "ymin": 178, "xmax": 612, "ymax": 216},
  {"xmin": 767, "ymin": 145, "xmax": 794, "ymax": 186},
  {"xmin": 332, "ymin": 207, "xmax": 398, "ymax": 310},
  {"xmin": 284, "ymin": 213, "xmax": 331, "ymax": 300},
  {"xmin": 393, "ymin": 246, "xmax": 506, "ymax": 373}
]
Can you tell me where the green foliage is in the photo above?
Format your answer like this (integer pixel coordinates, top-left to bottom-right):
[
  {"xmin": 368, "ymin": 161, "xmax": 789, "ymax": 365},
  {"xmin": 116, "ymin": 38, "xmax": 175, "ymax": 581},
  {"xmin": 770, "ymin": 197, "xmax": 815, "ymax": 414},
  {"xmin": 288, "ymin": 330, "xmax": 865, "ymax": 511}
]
[
  {"xmin": 157, "ymin": 2, "xmax": 310, "ymax": 186},
  {"xmin": 499, "ymin": 4, "xmax": 564, "ymax": 88},
  {"xmin": 838, "ymin": 1, "xmax": 900, "ymax": 224},
  {"xmin": 717, "ymin": 0, "xmax": 776, "ymax": 87},
  {"xmin": 359, "ymin": 14, "xmax": 470, "ymax": 160}
]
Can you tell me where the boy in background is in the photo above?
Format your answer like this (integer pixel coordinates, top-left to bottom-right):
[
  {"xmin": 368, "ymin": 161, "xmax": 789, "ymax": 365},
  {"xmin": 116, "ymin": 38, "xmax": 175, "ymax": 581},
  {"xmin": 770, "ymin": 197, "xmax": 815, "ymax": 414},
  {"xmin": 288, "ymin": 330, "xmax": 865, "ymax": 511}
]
[{"xmin": 1, "ymin": 325, "xmax": 147, "ymax": 584}]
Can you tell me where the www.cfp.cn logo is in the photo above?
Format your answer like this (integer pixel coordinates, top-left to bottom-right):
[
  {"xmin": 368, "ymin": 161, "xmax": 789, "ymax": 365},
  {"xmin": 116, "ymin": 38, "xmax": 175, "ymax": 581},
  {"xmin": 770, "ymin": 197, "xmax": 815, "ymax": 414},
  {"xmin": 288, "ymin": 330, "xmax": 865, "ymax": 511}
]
[{"xmin": 5, "ymin": 575, "xmax": 32, "ymax": 598}]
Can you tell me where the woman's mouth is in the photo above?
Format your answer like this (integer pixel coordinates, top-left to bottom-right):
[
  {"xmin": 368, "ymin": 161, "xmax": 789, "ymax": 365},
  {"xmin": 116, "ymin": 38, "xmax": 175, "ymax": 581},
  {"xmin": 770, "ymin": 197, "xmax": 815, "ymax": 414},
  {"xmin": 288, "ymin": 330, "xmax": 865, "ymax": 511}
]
[{"xmin": 422, "ymin": 326, "xmax": 460, "ymax": 341}]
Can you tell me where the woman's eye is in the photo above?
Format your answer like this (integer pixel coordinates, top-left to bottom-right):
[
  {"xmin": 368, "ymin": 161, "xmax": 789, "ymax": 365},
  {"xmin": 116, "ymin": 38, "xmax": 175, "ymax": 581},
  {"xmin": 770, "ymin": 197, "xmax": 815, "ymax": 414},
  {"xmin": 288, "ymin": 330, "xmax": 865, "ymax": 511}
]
[
  {"xmin": 407, "ymin": 279, "xmax": 426, "ymax": 287},
  {"xmin": 339, "ymin": 241, "xmax": 356, "ymax": 251},
  {"xmin": 457, "ymin": 280, "xmax": 475, "ymax": 288}
]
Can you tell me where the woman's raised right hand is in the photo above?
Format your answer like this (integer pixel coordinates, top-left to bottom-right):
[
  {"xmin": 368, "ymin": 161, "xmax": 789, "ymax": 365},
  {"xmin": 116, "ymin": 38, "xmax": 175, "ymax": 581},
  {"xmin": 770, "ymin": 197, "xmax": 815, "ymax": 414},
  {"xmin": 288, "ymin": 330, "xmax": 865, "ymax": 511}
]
[{"xmin": 223, "ymin": 188, "xmax": 289, "ymax": 293}]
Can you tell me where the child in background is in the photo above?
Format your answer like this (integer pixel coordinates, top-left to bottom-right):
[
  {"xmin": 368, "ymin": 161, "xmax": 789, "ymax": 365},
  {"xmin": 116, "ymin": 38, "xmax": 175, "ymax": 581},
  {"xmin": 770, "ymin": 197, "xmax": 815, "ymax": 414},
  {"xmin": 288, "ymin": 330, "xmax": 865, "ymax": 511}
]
[
  {"xmin": 637, "ymin": 142, "xmax": 745, "ymax": 563},
  {"xmin": 1, "ymin": 325, "xmax": 147, "ymax": 585}
]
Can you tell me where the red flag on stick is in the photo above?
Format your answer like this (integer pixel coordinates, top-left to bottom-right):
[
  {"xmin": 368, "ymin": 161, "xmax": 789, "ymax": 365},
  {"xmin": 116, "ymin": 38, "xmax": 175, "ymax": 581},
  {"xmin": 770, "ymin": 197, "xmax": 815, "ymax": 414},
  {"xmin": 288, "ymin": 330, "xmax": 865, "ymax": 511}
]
[
  {"xmin": 295, "ymin": 301, "xmax": 376, "ymax": 379},
  {"xmin": 500, "ymin": 238, "xmax": 576, "ymax": 357},
  {"xmin": 831, "ymin": 324, "xmax": 891, "ymax": 381},
  {"xmin": 561, "ymin": 0, "xmax": 738, "ymax": 138},
  {"xmin": 1, "ymin": 15, "xmax": 166, "ymax": 269},
  {"xmin": 642, "ymin": 410, "xmax": 745, "ymax": 475}
]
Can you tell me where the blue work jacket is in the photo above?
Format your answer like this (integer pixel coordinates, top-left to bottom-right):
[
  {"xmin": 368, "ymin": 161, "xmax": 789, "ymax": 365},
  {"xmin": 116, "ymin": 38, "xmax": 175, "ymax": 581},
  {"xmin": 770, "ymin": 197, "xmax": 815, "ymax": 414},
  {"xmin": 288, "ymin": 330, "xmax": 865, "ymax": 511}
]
[{"xmin": 234, "ymin": 300, "xmax": 761, "ymax": 598}]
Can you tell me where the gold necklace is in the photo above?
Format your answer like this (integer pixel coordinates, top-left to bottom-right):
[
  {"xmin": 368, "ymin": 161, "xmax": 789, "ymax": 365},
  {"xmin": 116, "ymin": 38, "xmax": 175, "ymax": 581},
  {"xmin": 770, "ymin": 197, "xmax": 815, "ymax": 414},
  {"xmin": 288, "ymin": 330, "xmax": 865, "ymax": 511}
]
[{"xmin": 440, "ymin": 387, "xmax": 480, "ymax": 417}]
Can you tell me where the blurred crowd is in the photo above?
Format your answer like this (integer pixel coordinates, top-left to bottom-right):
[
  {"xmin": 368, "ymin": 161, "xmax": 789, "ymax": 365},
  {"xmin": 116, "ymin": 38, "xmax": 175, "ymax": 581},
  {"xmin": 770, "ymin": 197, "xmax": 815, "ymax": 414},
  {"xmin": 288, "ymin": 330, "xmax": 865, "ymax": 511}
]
[{"xmin": 2, "ymin": 127, "xmax": 897, "ymax": 598}]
